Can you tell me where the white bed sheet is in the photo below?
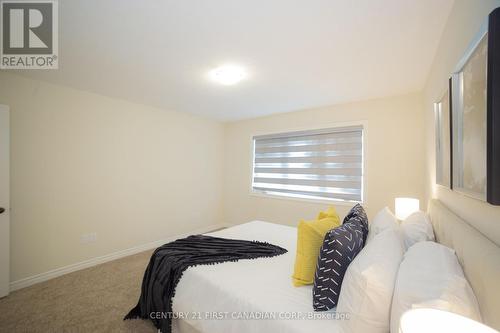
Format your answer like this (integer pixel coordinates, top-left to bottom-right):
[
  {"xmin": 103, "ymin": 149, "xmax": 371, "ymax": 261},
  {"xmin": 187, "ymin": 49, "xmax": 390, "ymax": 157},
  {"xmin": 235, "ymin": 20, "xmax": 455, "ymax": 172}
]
[{"xmin": 172, "ymin": 221, "xmax": 344, "ymax": 333}]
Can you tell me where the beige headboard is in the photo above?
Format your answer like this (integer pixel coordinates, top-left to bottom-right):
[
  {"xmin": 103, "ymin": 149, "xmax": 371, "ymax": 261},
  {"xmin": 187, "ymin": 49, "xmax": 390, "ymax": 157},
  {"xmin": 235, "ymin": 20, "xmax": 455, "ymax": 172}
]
[{"xmin": 428, "ymin": 199, "xmax": 500, "ymax": 330}]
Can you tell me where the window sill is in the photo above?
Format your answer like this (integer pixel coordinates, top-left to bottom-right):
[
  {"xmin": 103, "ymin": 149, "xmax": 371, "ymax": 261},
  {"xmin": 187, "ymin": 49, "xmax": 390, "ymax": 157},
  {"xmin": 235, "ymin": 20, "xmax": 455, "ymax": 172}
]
[{"xmin": 249, "ymin": 190, "xmax": 362, "ymax": 207}]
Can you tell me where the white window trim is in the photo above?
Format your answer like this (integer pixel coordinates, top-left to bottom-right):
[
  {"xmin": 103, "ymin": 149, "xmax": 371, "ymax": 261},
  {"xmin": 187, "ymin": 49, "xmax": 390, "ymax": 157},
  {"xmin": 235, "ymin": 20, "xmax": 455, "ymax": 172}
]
[{"xmin": 248, "ymin": 120, "xmax": 368, "ymax": 206}]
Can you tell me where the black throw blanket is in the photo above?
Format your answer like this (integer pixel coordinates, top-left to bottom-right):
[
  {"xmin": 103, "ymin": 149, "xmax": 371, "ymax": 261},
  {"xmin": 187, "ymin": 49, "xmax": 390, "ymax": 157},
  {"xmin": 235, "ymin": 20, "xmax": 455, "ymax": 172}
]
[{"xmin": 124, "ymin": 234, "xmax": 287, "ymax": 333}]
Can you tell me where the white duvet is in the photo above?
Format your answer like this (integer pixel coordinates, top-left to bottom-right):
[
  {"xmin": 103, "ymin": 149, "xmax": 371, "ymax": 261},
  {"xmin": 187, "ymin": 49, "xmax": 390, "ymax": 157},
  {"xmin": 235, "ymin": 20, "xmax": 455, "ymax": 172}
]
[{"xmin": 172, "ymin": 221, "xmax": 344, "ymax": 333}]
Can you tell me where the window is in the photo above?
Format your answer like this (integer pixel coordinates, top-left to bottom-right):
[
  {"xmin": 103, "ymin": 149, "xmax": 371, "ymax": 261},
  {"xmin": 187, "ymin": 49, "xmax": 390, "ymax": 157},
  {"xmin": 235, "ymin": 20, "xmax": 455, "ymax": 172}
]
[{"xmin": 252, "ymin": 125, "xmax": 363, "ymax": 203}]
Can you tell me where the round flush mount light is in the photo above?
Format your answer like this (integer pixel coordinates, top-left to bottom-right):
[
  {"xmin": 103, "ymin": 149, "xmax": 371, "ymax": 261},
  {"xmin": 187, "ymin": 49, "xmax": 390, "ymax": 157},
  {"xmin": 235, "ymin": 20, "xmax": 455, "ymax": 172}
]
[{"xmin": 209, "ymin": 64, "xmax": 247, "ymax": 85}]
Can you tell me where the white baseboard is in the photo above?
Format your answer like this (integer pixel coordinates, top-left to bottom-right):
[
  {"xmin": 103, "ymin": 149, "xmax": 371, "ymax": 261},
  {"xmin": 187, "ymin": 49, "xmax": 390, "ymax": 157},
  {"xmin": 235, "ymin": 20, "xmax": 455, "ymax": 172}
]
[{"xmin": 9, "ymin": 224, "xmax": 228, "ymax": 292}]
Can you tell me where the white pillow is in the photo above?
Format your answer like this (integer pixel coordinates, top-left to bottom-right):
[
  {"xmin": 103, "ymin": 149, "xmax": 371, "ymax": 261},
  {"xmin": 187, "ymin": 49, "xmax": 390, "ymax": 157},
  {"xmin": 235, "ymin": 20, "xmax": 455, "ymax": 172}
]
[
  {"xmin": 367, "ymin": 207, "xmax": 399, "ymax": 242},
  {"xmin": 390, "ymin": 241, "xmax": 481, "ymax": 333},
  {"xmin": 337, "ymin": 228, "xmax": 405, "ymax": 333},
  {"xmin": 400, "ymin": 211, "xmax": 434, "ymax": 249}
]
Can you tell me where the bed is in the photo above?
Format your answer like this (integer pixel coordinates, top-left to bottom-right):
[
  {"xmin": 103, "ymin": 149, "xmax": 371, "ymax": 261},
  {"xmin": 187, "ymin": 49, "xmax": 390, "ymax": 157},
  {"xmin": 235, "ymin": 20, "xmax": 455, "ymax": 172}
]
[
  {"xmin": 172, "ymin": 221, "xmax": 343, "ymax": 333},
  {"xmin": 170, "ymin": 200, "xmax": 500, "ymax": 333}
]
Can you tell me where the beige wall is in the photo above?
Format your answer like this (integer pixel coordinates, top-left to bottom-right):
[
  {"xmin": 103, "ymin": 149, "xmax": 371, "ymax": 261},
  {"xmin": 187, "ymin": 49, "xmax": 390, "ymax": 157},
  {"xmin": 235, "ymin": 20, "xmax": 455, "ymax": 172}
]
[
  {"xmin": 424, "ymin": 0, "xmax": 500, "ymax": 245},
  {"xmin": 0, "ymin": 72, "xmax": 225, "ymax": 282},
  {"xmin": 1, "ymin": 73, "xmax": 427, "ymax": 284},
  {"xmin": 223, "ymin": 93, "xmax": 425, "ymax": 226}
]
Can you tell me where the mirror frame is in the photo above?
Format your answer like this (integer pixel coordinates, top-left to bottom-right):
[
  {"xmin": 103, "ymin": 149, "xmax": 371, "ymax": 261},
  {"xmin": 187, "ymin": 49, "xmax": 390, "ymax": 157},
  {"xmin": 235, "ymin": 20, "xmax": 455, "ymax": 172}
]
[{"xmin": 449, "ymin": 8, "xmax": 500, "ymax": 205}]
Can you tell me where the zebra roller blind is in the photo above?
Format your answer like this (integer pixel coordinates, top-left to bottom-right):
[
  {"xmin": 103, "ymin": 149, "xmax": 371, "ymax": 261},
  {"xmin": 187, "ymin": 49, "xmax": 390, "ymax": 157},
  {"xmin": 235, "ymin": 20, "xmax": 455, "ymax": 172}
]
[{"xmin": 252, "ymin": 125, "xmax": 363, "ymax": 202}]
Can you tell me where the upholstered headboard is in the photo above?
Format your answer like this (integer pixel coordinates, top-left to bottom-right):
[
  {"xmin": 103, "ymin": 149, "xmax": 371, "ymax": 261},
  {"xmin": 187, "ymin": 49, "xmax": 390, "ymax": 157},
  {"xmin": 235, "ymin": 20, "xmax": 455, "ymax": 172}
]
[{"xmin": 428, "ymin": 199, "xmax": 500, "ymax": 330}]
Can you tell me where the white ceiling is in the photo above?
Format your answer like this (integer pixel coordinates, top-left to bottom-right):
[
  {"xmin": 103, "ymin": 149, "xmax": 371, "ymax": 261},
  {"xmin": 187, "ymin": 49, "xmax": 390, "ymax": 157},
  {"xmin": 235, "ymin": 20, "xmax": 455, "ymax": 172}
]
[{"xmin": 16, "ymin": 0, "xmax": 454, "ymax": 121}]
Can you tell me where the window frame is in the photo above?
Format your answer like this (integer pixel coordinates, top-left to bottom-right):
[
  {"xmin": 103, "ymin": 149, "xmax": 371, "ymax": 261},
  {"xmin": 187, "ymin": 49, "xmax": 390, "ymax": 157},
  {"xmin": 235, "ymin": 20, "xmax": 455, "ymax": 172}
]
[{"xmin": 249, "ymin": 121, "xmax": 367, "ymax": 206}]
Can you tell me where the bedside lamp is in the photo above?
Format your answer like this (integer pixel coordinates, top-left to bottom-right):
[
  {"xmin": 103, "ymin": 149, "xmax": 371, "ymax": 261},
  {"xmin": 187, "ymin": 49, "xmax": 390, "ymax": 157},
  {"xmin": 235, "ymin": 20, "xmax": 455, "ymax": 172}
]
[
  {"xmin": 395, "ymin": 197, "xmax": 419, "ymax": 220},
  {"xmin": 399, "ymin": 308, "xmax": 499, "ymax": 333}
]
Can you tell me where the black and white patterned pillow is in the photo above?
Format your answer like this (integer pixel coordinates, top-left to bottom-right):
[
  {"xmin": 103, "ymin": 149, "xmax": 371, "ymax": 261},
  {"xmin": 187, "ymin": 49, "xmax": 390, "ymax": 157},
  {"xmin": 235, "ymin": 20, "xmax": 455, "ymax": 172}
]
[
  {"xmin": 343, "ymin": 204, "xmax": 369, "ymax": 243},
  {"xmin": 312, "ymin": 220, "xmax": 364, "ymax": 311}
]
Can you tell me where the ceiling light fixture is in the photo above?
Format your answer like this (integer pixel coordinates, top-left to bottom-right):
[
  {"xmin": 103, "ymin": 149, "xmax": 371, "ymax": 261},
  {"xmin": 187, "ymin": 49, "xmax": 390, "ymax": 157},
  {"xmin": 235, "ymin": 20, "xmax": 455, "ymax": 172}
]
[{"xmin": 209, "ymin": 64, "xmax": 247, "ymax": 85}]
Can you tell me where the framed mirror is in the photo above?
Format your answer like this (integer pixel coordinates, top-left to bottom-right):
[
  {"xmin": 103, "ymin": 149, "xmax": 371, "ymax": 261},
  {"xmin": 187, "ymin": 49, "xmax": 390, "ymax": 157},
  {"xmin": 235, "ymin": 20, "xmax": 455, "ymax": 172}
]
[
  {"xmin": 450, "ymin": 8, "xmax": 500, "ymax": 205},
  {"xmin": 451, "ymin": 31, "xmax": 487, "ymax": 200}
]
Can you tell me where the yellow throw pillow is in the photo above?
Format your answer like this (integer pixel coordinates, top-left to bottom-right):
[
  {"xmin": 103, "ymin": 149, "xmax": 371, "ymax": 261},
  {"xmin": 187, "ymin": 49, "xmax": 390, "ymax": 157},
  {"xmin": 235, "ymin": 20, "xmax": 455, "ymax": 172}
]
[
  {"xmin": 317, "ymin": 206, "xmax": 338, "ymax": 220},
  {"xmin": 292, "ymin": 208, "xmax": 341, "ymax": 287}
]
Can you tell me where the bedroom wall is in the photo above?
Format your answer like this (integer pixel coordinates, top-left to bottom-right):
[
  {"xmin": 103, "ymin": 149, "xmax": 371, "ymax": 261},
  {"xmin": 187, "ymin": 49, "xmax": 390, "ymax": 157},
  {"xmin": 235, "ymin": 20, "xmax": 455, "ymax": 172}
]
[
  {"xmin": 223, "ymin": 92, "xmax": 425, "ymax": 226},
  {"xmin": 0, "ymin": 72, "xmax": 225, "ymax": 282},
  {"xmin": 423, "ymin": 0, "xmax": 500, "ymax": 245}
]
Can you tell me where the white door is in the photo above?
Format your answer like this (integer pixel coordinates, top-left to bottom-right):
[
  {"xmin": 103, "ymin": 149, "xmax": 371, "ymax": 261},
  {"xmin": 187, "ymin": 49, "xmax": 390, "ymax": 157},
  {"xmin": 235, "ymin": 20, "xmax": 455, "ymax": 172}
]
[{"xmin": 0, "ymin": 105, "xmax": 9, "ymax": 298}]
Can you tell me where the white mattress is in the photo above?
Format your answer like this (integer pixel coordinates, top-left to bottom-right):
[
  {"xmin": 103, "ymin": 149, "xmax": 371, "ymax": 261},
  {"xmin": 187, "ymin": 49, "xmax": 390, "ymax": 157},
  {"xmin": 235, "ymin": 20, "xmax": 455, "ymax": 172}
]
[{"xmin": 172, "ymin": 221, "xmax": 344, "ymax": 333}]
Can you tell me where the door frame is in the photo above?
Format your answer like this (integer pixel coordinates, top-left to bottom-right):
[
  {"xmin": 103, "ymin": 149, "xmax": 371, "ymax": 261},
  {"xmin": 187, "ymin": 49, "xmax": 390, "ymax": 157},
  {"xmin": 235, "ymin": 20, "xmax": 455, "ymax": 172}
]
[{"xmin": 0, "ymin": 104, "xmax": 10, "ymax": 298}]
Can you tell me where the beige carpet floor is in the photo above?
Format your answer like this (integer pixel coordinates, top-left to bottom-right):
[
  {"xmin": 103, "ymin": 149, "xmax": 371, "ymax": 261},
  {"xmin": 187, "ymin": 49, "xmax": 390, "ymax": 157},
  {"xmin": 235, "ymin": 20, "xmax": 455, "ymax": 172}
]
[{"xmin": 0, "ymin": 250, "xmax": 158, "ymax": 333}]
